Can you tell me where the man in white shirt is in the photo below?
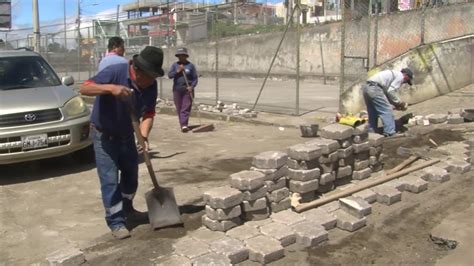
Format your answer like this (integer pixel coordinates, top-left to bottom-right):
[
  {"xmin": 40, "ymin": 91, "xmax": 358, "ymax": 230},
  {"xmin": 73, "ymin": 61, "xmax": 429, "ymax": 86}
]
[{"xmin": 362, "ymin": 68, "xmax": 413, "ymax": 137}]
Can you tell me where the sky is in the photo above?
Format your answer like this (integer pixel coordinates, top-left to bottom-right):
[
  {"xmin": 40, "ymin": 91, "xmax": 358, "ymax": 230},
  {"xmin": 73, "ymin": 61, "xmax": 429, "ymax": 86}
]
[{"xmin": 11, "ymin": 0, "xmax": 133, "ymax": 28}]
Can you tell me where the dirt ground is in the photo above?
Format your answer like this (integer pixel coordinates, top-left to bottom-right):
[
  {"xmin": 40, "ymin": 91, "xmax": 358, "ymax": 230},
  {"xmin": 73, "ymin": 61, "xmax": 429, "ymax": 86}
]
[{"xmin": 1, "ymin": 84, "xmax": 474, "ymax": 265}]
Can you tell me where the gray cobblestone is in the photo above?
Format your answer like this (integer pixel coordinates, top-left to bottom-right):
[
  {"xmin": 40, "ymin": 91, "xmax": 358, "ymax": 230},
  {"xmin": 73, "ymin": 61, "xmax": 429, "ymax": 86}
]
[
  {"xmin": 271, "ymin": 209, "xmax": 307, "ymax": 226},
  {"xmin": 155, "ymin": 254, "xmax": 191, "ymax": 266},
  {"xmin": 192, "ymin": 253, "xmax": 231, "ymax": 266},
  {"xmin": 336, "ymin": 165, "xmax": 352, "ymax": 179},
  {"xmin": 267, "ymin": 187, "xmax": 290, "ymax": 202},
  {"xmin": 334, "ymin": 210, "xmax": 367, "ymax": 232},
  {"xmin": 338, "ymin": 138, "xmax": 353, "ymax": 148},
  {"xmin": 352, "ymin": 168, "xmax": 372, "ymax": 180},
  {"xmin": 447, "ymin": 113, "xmax": 464, "ymax": 124},
  {"xmin": 354, "ymin": 160, "xmax": 370, "ymax": 171},
  {"xmin": 203, "ymin": 186, "xmax": 243, "ymax": 209},
  {"xmin": 369, "ymin": 146, "xmax": 383, "ymax": 156},
  {"xmin": 353, "ymin": 189, "xmax": 377, "ymax": 203},
  {"xmin": 202, "ymin": 216, "xmax": 242, "ymax": 232},
  {"xmin": 287, "ymin": 168, "xmax": 320, "ymax": 181},
  {"xmin": 339, "ymin": 155, "xmax": 354, "ymax": 166},
  {"xmin": 287, "ymin": 143, "xmax": 322, "ymax": 161},
  {"xmin": 209, "ymin": 236, "xmax": 249, "ymax": 264},
  {"xmin": 371, "ymin": 185, "xmax": 402, "ymax": 205},
  {"xmin": 319, "ymin": 201, "xmax": 340, "ymax": 213},
  {"xmin": 293, "ymin": 222, "xmax": 328, "ymax": 248},
  {"xmin": 259, "ymin": 222, "xmax": 297, "ymax": 246},
  {"xmin": 320, "ymin": 172, "xmax": 336, "ymax": 185},
  {"xmin": 242, "ymin": 207, "xmax": 271, "ymax": 221},
  {"xmin": 446, "ymin": 159, "xmax": 471, "ymax": 174},
  {"xmin": 264, "ymin": 177, "xmax": 286, "ymax": 192},
  {"xmin": 245, "ymin": 235, "xmax": 285, "ymax": 264},
  {"xmin": 422, "ymin": 166, "xmax": 450, "ymax": 183},
  {"xmin": 205, "ymin": 205, "xmax": 242, "ymax": 221},
  {"xmin": 353, "ymin": 142, "xmax": 370, "ymax": 154},
  {"xmin": 250, "ymin": 166, "xmax": 287, "ymax": 181},
  {"xmin": 289, "ymin": 179, "xmax": 319, "ymax": 194},
  {"xmin": 299, "ymin": 191, "xmax": 316, "ymax": 203},
  {"xmin": 318, "ymin": 152, "xmax": 339, "ymax": 164},
  {"xmin": 252, "ymin": 151, "xmax": 288, "ymax": 169},
  {"xmin": 245, "ymin": 218, "xmax": 273, "ymax": 229},
  {"xmin": 319, "ymin": 123, "xmax": 354, "ymax": 140},
  {"xmin": 226, "ymin": 225, "xmax": 261, "ymax": 241},
  {"xmin": 384, "ymin": 179, "xmax": 407, "ymax": 192},
  {"xmin": 305, "ymin": 138, "xmax": 340, "ymax": 154},
  {"xmin": 270, "ymin": 198, "xmax": 291, "ymax": 213},
  {"xmin": 230, "ymin": 170, "xmax": 266, "ymax": 191},
  {"xmin": 399, "ymin": 175, "xmax": 429, "ymax": 193},
  {"xmin": 189, "ymin": 227, "xmax": 226, "ymax": 244},
  {"xmin": 242, "ymin": 185, "xmax": 268, "ymax": 201},
  {"xmin": 338, "ymin": 146, "xmax": 354, "ymax": 158},
  {"xmin": 368, "ymin": 133, "xmax": 384, "ymax": 147},
  {"xmin": 302, "ymin": 208, "xmax": 337, "ymax": 230},
  {"xmin": 242, "ymin": 197, "xmax": 268, "ymax": 212},
  {"xmin": 353, "ymin": 124, "xmax": 369, "ymax": 135},
  {"xmin": 354, "ymin": 151, "xmax": 370, "ymax": 161},
  {"xmin": 173, "ymin": 237, "xmax": 210, "ymax": 259},
  {"xmin": 286, "ymin": 158, "xmax": 320, "ymax": 170},
  {"xmin": 427, "ymin": 113, "xmax": 448, "ymax": 124},
  {"xmin": 46, "ymin": 246, "xmax": 85, "ymax": 266},
  {"xmin": 317, "ymin": 182, "xmax": 335, "ymax": 193},
  {"xmin": 339, "ymin": 196, "xmax": 372, "ymax": 218}
]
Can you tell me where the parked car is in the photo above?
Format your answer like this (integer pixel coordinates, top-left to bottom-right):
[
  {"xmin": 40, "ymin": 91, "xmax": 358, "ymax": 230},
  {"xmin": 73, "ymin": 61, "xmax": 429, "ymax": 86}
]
[{"xmin": 0, "ymin": 48, "xmax": 92, "ymax": 165}]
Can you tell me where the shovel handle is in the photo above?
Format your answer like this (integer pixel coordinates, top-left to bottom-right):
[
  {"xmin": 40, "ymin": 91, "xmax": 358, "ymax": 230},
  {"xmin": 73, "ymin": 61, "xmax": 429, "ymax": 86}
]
[{"xmin": 129, "ymin": 107, "xmax": 161, "ymax": 190}]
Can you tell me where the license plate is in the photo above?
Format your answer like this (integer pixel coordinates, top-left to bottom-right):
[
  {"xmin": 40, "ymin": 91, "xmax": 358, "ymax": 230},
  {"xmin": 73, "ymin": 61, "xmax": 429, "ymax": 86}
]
[{"xmin": 22, "ymin": 134, "xmax": 48, "ymax": 150}]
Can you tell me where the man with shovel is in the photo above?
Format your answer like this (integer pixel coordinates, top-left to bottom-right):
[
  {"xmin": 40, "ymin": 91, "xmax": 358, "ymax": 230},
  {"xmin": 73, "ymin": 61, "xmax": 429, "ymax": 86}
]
[{"xmin": 80, "ymin": 46, "xmax": 164, "ymax": 239}]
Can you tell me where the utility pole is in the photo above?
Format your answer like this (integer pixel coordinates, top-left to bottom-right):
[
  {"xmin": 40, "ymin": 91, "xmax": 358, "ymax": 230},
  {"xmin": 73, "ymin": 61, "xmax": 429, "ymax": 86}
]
[
  {"xmin": 116, "ymin": 5, "xmax": 120, "ymax": 35},
  {"xmin": 77, "ymin": 0, "xmax": 81, "ymax": 81},
  {"xmin": 32, "ymin": 0, "xmax": 41, "ymax": 52}
]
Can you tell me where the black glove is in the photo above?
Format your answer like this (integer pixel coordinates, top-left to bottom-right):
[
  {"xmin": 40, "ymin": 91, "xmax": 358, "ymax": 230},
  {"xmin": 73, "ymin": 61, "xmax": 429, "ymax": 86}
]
[{"xmin": 395, "ymin": 101, "xmax": 408, "ymax": 111}]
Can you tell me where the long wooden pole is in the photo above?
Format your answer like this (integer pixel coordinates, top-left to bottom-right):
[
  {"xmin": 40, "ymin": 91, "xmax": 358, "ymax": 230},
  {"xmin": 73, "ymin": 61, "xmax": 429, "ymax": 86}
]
[{"xmin": 294, "ymin": 159, "xmax": 440, "ymax": 213}]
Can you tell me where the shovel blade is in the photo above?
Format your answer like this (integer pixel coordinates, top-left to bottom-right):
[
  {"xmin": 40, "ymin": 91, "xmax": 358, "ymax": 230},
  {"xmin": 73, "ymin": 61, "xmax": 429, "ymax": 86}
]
[{"xmin": 145, "ymin": 187, "xmax": 183, "ymax": 230}]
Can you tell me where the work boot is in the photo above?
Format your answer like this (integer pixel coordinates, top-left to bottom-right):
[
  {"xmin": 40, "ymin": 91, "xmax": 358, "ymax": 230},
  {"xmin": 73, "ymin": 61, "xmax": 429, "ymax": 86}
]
[
  {"xmin": 123, "ymin": 201, "xmax": 149, "ymax": 225},
  {"xmin": 111, "ymin": 225, "xmax": 131, "ymax": 240},
  {"xmin": 181, "ymin": 126, "xmax": 189, "ymax": 133}
]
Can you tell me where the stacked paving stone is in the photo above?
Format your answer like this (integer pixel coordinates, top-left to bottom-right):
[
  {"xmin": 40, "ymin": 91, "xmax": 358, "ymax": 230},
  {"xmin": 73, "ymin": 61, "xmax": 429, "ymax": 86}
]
[
  {"xmin": 202, "ymin": 186, "xmax": 244, "ymax": 232},
  {"xmin": 286, "ymin": 142, "xmax": 323, "ymax": 202},
  {"xmin": 251, "ymin": 151, "xmax": 291, "ymax": 213},
  {"xmin": 368, "ymin": 132, "xmax": 385, "ymax": 172},
  {"xmin": 305, "ymin": 138, "xmax": 341, "ymax": 193},
  {"xmin": 230, "ymin": 170, "xmax": 270, "ymax": 221}
]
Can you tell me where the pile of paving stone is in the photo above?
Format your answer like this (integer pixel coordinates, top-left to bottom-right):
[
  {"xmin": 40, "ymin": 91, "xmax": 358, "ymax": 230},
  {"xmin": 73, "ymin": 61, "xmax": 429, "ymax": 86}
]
[
  {"xmin": 199, "ymin": 101, "xmax": 258, "ymax": 118},
  {"xmin": 407, "ymin": 109, "xmax": 474, "ymax": 126}
]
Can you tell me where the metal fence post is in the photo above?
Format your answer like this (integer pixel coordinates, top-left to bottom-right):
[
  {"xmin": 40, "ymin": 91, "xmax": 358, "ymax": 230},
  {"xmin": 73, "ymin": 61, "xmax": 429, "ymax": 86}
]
[
  {"xmin": 339, "ymin": 0, "xmax": 346, "ymax": 113},
  {"xmin": 215, "ymin": 5, "xmax": 219, "ymax": 105},
  {"xmin": 373, "ymin": 5, "xmax": 379, "ymax": 67},
  {"xmin": 420, "ymin": 6, "xmax": 426, "ymax": 45},
  {"xmin": 296, "ymin": 0, "xmax": 301, "ymax": 115},
  {"xmin": 367, "ymin": 0, "xmax": 372, "ymax": 69}
]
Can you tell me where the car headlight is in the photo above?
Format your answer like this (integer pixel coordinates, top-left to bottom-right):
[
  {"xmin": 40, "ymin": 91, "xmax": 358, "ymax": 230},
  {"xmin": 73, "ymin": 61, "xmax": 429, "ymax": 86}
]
[{"xmin": 64, "ymin": 96, "xmax": 88, "ymax": 117}]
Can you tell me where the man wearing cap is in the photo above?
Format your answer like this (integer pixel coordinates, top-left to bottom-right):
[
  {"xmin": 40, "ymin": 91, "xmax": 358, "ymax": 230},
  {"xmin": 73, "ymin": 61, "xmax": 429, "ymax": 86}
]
[
  {"xmin": 168, "ymin": 47, "xmax": 198, "ymax": 132},
  {"xmin": 362, "ymin": 68, "xmax": 413, "ymax": 137},
  {"xmin": 80, "ymin": 46, "xmax": 164, "ymax": 239}
]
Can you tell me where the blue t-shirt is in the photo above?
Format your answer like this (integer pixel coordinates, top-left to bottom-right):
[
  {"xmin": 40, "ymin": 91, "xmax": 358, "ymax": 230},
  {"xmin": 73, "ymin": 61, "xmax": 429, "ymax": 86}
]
[
  {"xmin": 98, "ymin": 54, "xmax": 129, "ymax": 72},
  {"xmin": 168, "ymin": 61, "xmax": 198, "ymax": 91},
  {"xmin": 89, "ymin": 63, "xmax": 157, "ymax": 137}
]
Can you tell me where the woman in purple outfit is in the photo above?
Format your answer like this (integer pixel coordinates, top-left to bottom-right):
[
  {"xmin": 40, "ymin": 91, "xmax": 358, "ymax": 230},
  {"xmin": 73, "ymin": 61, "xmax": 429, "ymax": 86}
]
[{"xmin": 168, "ymin": 47, "xmax": 198, "ymax": 133}]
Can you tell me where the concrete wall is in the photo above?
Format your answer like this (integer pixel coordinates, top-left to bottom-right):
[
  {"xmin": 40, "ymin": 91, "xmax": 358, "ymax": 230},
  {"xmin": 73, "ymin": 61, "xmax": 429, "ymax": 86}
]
[{"xmin": 341, "ymin": 36, "xmax": 474, "ymax": 113}]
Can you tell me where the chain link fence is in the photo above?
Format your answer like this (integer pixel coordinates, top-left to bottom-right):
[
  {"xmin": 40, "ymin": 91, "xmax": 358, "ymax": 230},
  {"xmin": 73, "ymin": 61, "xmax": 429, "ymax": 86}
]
[{"xmin": 3, "ymin": 0, "xmax": 473, "ymax": 115}]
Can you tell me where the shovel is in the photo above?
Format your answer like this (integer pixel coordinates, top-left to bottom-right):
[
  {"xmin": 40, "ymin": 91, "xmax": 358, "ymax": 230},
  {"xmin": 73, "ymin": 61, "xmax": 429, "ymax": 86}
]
[{"xmin": 129, "ymin": 104, "xmax": 183, "ymax": 230}]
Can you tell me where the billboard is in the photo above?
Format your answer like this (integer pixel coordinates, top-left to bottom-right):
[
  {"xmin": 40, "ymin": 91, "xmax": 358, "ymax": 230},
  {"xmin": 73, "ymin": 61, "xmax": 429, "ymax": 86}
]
[{"xmin": 0, "ymin": 0, "xmax": 11, "ymax": 29}]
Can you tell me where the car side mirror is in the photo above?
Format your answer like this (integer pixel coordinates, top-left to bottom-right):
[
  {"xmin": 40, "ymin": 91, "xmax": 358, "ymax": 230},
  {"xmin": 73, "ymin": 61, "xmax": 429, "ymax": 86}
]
[{"xmin": 61, "ymin": 76, "xmax": 74, "ymax": 86}]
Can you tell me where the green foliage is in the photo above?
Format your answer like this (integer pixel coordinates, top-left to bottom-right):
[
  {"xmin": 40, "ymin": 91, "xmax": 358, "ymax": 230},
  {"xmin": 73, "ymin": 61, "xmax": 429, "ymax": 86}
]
[{"xmin": 210, "ymin": 22, "xmax": 287, "ymax": 38}]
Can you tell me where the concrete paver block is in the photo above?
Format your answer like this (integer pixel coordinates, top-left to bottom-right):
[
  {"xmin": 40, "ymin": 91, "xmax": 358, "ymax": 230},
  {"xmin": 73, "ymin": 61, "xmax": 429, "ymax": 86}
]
[
  {"xmin": 446, "ymin": 159, "xmax": 471, "ymax": 174},
  {"xmin": 156, "ymin": 255, "xmax": 191, "ymax": 266},
  {"xmin": 305, "ymin": 138, "xmax": 340, "ymax": 154},
  {"xmin": 173, "ymin": 237, "xmax": 210, "ymax": 259},
  {"xmin": 339, "ymin": 155, "xmax": 355, "ymax": 167},
  {"xmin": 299, "ymin": 191, "xmax": 316, "ymax": 203},
  {"xmin": 422, "ymin": 166, "xmax": 450, "ymax": 183},
  {"xmin": 259, "ymin": 221, "xmax": 297, "ymax": 246},
  {"xmin": 205, "ymin": 205, "xmax": 242, "ymax": 221},
  {"xmin": 318, "ymin": 152, "xmax": 339, "ymax": 164},
  {"xmin": 352, "ymin": 168, "xmax": 372, "ymax": 180},
  {"xmin": 384, "ymin": 179, "xmax": 408, "ymax": 192},
  {"xmin": 192, "ymin": 253, "xmax": 231, "ymax": 266},
  {"xmin": 289, "ymin": 179, "xmax": 319, "ymax": 194},
  {"xmin": 369, "ymin": 146, "xmax": 383, "ymax": 156},
  {"xmin": 338, "ymin": 146, "xmax": 354, "ymax": 158},
  {"xmin": 242, "ymin": 184, "xmax": 268, "ymax": 201},
  {"xmin": 339, "ymin": 196, "xmax": 372, "ymax": 218},
  {"xmin": 352, "ymin": 142, "xmax": 370, "ymax": 154},
  {"xmin": 317, "ymin": 182, "xmax": 335, "ymax": 193},
  {"xmin": 250, "ymin": 165, "xmax": 287, "ymax": 181},
  {"xmin": 338, "ymin": 138, "xmax": 353, "ymax": 148},
  {"xmin": 245, "ymin": 235, "xmax": 285, "ymax": 264},
  {"xmin": 287, "ymin": 168, "xmax": 320, "ymax": 181},
  {"xmin": 371, "ymin": 185, "xmax": 402, "ymax": 205},
  {"xmin": 270, "ymin": 209, "xmax": 307, "ymax": 226},
  {"xmin": 245, "ymin": 218, "xmax": 273, "ymax": 229},
  {"xmin": 293, "ymin": 222, "xmax": 329, "ymax": 248},
  {"xmin": 302, "ymin": 208, "xmax": 337, "ymax": 230},
  {"xmin": 353, "ymin": 189, "xmax": 377, "ymax": 203},
  {"xmin": 270, "ymin": 197, "xmax": 291, "ymax": 213},
  {"xmin": 337, "ymin": 165, "xmax": 352, "ymax": 179},
  {"xmin": 427, "ymin": 114, "xmax": 448, "ymax": 124},
  {"xmin": 354, "ymin": 152, "xmax": 370, "ymax": 161},
  {"xmin": 189, "ymin": 227, "xmax": 226, "ymax": 244},
  {"xmin": 320, "ymin": 172, "xmax": 336, "ymax": 185},
  {"xmin": 353, "ymin": 124, "xmax": 369, "ymax": 135},
  {"xmin": 242, "ymin": 207, "xmax": 271, "ymax": 221},
  {"xmin": 320, "ymin": 162, "xmax": 337, "ymax": 174},
  {"xmin": 319, "ymin": 201, "xmax": 340, "ymax": 213},
  {"xmin": 447, "ymin": 113, "xmax": 464, "ymax": 124},
  {"xmin": 230, "ymin": 170, "xmax": 266, "ymax": 191},
  {"xmin": 399, "ymin": 175, "xmax": 429, "ymax": 193},
  {"xmin": 267, "ymin": 187, "xmax": 290, "ymax": 202},
  {"xmin": 287, "ymin": 158, "xmax": 320, "ymax": 170},
  {"xmin": 319, "ymin": 123, "xmax": 354, "ymax": 140},
  {"xmin": 242, "ymin": 197, "xmax": 268, "ymax": 212},
  {"xmin": 226, "ymin": 225, "xmax": 261, "ymax": 241},
  {"xmin": 202, "ymin": 216, "xmax": 242, "ymax": 232},
  {"xmin": 252, "ymin": 151, "xmax": 288, "ymax": 169},
  {"xmin": 46, "ymin": 246, "xmax": 85, "ymax": 266},
  {"xmin": 368, "ymin": 133, "xmax": 384, "ymax": 147},
  {"xmin": 265, "ymin": 177, "xmax": 286, "ymax": 192},
  {"xmin": 334, "ymin": 209, "xmax": 367, "ymax": 232},
  {"xmin": 203, "ymin": 186, "xmax": 243, "ymax": 209},
  {"xmin": 353, "ymin": 160, "xmax": 370, "ymax": 171},
  {"xmin": 210, "ymin": 236, "xmax": 249, "ymax": 264},
  {"xmin": 287, "ymin": 143, "xmax": 322, "ymax": 161},
  {"xmin": 369, "ymin": 156, "xmax": 379, "ymax": 166}
]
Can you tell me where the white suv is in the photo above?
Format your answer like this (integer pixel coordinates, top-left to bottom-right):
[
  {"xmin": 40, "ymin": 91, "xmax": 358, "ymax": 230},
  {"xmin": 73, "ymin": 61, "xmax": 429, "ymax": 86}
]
[{"xmin": 0, "ymin": 49, "xmax": 92, "ymax": 164}]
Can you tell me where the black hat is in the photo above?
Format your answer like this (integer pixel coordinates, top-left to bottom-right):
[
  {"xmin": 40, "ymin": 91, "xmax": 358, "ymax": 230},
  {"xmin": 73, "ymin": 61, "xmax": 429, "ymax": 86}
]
[
  {"xmin": 401, "ymin": 68, "xmax": 413, "ymax": 85},
  {"xmin": 175, "ymin": 47, "xmax": 189, "ymax": 57},
  {"xmin": 133, "ymin": 46, "xmax": 164, "ymax": 78}
]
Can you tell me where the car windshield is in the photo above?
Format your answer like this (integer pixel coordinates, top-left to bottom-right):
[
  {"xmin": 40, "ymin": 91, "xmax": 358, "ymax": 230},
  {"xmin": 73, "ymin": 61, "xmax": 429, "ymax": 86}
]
[{"xmin": 0, "ymin": 56, "xmax": 61, "ymax": 90}]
